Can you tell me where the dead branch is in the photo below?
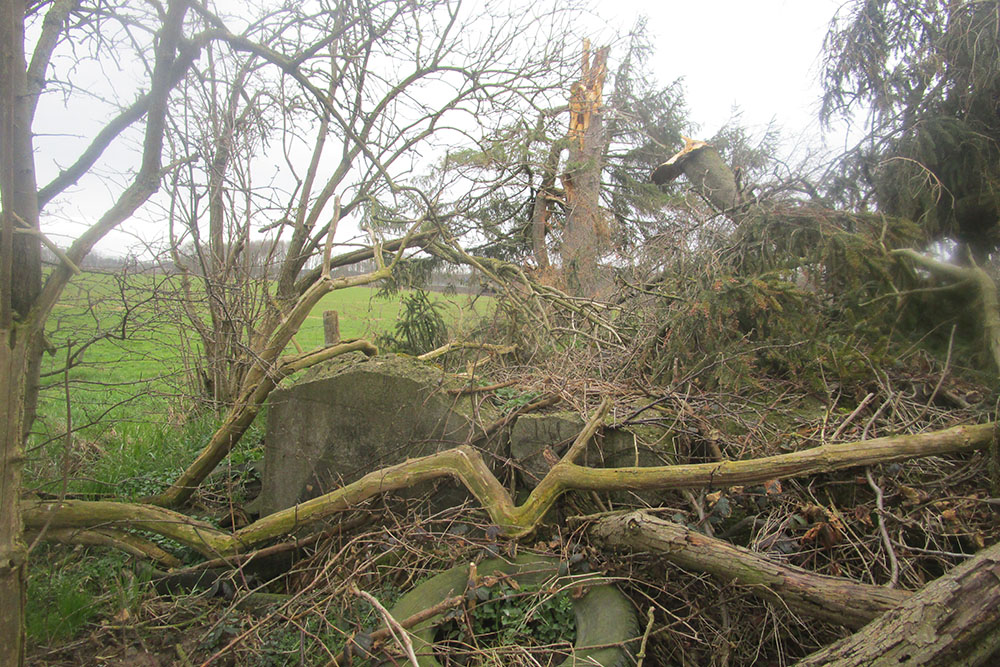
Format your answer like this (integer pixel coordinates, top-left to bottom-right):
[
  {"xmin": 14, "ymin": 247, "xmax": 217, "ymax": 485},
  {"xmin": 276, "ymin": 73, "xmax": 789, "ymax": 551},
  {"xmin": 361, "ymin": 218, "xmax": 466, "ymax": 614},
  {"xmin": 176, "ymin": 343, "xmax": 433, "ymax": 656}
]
[
  {"xmin": 417, "ymin": 342, "xmax": 516, "ymax": 362},
  {"xmin": 584, "ymin": 509, "xmax": 910, "ymax": 629},
  {"xmin": 28, "ymin": 527, "xmax": 182, "ymax": 569},
  {"xmin": 24, "ymin": 420, "xmax": 996, "ymax": 555}
]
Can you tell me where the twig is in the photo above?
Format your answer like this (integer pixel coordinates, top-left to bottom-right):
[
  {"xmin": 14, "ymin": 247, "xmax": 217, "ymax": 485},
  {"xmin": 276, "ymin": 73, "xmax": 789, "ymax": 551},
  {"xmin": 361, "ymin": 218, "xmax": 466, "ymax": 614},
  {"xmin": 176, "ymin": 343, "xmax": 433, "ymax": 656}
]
[
  {"xmin": 12, "ymin": 211, "xmax": 82, "ymax": 275},
  {"xmin": 330, "ymin": 594, "xmax": 465, "ymax": 666},
  {"xmin": 902, "ymin": 324, "xmax": 954, "ymax": 430},
  {"xmin": 866, "ymin": 467, "xmax": 900, "ymax": 587},
  {"xmin": 353, "ymin": 585, "xmax": 420, "ymax": 666},
  {"xmin": 446, "ymin": 379, "xmax": 518, "ymax": 395},
  {"xmin": 635, "ymin": 606, "xmax": 655, "ymax": 667},
  {"xmin": 832, "ymin": 392, "xmax": 876, "ymax": 440}
]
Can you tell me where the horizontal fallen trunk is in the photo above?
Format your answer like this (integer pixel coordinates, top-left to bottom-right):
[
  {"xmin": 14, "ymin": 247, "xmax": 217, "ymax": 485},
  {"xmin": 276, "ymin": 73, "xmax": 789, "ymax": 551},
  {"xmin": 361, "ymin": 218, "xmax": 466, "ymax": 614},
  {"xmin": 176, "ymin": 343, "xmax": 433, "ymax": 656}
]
[
  {"xmin": 23, "ymin": 421, "xmax": 996, "ymax": 556},
  {"xmin": 796, "ymin": 539, "xmax": 1000, "ymax": 666},
  {"xmin": 586, "ymin": 509, "xmax": 909, "ymax": 629}
]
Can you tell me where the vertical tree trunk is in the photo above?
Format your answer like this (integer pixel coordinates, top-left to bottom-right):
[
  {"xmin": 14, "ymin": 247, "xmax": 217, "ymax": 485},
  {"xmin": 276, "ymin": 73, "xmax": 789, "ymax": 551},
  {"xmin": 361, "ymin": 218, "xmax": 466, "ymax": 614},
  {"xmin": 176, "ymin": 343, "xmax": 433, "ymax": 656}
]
[
  {"xmin": 0, "ymin": 337, "xmax": 30, "ymax": 667},
  {"xmin": 561, "ymin": 40, "xmax": 608, "ymax": 298},
  {"xmin": 1, "ymin": 0, "xmax": 41, "ymax": 663},
  {"xmin": 203, "ymin": 76, "xmax": 241, "ymax": 407},
  {"xmin": 531, "ymin": 140, "xmax": 561, "ymax": 271}
]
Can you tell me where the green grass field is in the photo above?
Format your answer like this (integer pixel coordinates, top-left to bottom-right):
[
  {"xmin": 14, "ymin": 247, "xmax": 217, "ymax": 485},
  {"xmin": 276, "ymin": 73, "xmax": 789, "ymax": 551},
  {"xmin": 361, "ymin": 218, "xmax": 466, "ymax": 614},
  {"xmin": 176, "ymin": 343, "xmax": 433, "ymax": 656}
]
[
  {"xmin": 28, "ymin": 271, "xmax": 493, "ymax": 498},
  {"xmin": 26, "ymin": 271, "xmax": 494, "ymax": 644}
]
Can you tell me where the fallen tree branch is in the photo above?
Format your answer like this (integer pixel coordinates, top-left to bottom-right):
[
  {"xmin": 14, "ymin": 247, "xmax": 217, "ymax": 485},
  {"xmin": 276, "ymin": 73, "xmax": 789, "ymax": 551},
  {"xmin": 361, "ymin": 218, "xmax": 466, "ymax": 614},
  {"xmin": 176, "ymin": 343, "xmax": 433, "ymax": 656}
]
[
  {"xmin": 417, "ymin": 341, "xmax": 516, "ymax": 362},
  {"xmin": 795, "ymin": 538, "xmax": 1000, "ymax": 666},
  {"xmin": 446, "ymin": 379, "xmax": 518, "ymax": 395},
  {"xmin": 24, "ymin": 421, "xmax": 996, "ymax": 554},
  {"xmin": 29, "ymin": 527, "xmax": 182, "ymax": 569},
  {"xmin": 584, "ymin": 509, "xmax": 910, "ymax": 629},
  {"xmin": 23, "ymin": 500, "xmax": 232, "ymax": 558}
]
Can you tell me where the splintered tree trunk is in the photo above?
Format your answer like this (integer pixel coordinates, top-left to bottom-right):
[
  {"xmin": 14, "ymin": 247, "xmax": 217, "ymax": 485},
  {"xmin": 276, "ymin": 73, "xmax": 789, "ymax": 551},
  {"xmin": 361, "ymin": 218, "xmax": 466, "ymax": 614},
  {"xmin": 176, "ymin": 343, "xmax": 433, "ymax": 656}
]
[
  {"xmin": 561, "ymin": 40, "xmax": 608, "ymax": 298},
  {"xmin": 796, "ymin": 540, "xmax": 1000, "ymax": 666}
]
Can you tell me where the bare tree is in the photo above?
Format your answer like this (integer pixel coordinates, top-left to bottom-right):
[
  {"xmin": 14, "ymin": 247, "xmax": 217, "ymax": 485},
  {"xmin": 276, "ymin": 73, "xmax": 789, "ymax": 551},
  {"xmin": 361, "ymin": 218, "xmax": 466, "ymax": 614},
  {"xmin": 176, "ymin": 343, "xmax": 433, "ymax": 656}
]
[{"xmin": 148, "ymin": 0, "xmax": 585, "ymax": 508}]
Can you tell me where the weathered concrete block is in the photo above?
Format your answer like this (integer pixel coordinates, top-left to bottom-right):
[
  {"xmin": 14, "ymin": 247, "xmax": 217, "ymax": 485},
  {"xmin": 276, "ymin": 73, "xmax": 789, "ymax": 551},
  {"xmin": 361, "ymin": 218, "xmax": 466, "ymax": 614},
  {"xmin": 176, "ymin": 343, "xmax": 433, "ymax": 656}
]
[
  {"xmin": 259, "ymin": 353, "xmax": 493, "ymax": 515},
  {"xmin": 509, "ymin": 411, "xmax": 675, "ymax": 504}
]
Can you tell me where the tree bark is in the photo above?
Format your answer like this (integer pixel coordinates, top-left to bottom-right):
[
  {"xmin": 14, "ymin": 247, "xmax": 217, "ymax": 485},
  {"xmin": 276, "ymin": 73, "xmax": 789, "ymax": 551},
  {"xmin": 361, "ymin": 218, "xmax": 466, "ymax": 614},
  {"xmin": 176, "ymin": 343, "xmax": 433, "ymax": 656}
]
[
  {"xmin": 0, "ymin": 334, "xmax": 31, "ymax": 667},
  {"xmin": 1, "ymin": 0, "xmax": 41, "ymax": 662},
  {"xmin": 588, "ymin": 509, "xmax": 910, "ymax": 629},
  {"xmin": 561, "ymin": 40, "xmax": 608, "ymax": 298},
  {"xmin": 796, "ymin": 540, "xmax": 1000, "ymax": 666},
  {"xmin": 0, "ymin": 2, "xmax": 191, "ymax": 662}
]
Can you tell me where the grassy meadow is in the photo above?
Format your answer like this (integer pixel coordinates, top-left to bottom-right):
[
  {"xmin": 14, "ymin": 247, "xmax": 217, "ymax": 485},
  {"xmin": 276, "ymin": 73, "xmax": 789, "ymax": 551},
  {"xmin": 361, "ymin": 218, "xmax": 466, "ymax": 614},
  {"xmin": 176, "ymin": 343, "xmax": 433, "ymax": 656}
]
[
  {"xmin": 29, "ymin": 270, "xmax": 492, "ymax": 502},
  {"xmin": 26, "ymin": 269, "xmax": 493, "ymax": 644}
]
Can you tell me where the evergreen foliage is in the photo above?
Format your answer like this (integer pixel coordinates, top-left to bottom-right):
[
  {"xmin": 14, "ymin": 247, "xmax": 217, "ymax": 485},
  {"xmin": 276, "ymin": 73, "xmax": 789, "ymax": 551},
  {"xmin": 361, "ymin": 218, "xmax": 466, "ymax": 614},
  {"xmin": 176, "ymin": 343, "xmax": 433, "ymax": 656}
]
[{"xmin": 822, "ymin": 0, "xmax": 1000, "ymax": 261}]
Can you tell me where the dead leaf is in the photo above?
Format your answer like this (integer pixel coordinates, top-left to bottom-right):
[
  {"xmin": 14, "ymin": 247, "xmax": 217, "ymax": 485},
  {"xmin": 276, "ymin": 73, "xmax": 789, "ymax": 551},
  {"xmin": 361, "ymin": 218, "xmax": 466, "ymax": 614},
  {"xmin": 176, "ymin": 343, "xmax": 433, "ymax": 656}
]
[{"xmin": 899, "ymin": 485, "xmax": 928, "ymax": 505}]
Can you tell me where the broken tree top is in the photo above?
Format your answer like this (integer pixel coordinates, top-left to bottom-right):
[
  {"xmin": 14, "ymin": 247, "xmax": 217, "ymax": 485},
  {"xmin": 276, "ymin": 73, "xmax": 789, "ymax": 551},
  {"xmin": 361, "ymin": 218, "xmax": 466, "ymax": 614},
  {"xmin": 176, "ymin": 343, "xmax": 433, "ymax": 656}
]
[
  {"xmin": 651, "ymin": 136, "xmax": 739, "ymax": 211},
  {"xmin": 650, "ymin": 136, "xmax": 709, "ymax": 185}
]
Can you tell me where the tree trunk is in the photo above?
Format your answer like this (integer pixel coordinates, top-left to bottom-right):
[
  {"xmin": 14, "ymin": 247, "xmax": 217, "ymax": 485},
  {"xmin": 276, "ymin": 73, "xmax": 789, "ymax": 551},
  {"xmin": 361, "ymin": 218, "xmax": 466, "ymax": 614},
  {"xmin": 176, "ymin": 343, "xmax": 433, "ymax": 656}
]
[
  {"xmin": 531, "ymin": 139, "xmax": 561, "ymax": 271},
  {"xmin": 796, "ymin": 540, "xmax": 1000, "ymax": 666},
  {"xmin": 561, "ymin": 40, "xmax": 608, "ymax": 298},
  {"xmin": 0, "ymin": 334, "xmax": 31, "ymax": 667},
  {"xmin": 1, "ymin": 0, "xmax": 41, "ymax": 662},
  {"xmin": 588, "ymin": 509, "xmax": 910, "ymax": 629},
  {"xmin": 651, "ymin": 137, "xmax": 739, "ymax": 213}
]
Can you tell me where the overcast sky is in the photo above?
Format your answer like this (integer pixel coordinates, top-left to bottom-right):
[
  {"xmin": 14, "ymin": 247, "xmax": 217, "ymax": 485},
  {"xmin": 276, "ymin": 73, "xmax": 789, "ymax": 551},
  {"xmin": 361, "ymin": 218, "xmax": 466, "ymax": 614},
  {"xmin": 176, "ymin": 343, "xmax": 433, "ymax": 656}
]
[{"xmin": 607, "ymin": 0, "xmax": 846, "ymax": 142}]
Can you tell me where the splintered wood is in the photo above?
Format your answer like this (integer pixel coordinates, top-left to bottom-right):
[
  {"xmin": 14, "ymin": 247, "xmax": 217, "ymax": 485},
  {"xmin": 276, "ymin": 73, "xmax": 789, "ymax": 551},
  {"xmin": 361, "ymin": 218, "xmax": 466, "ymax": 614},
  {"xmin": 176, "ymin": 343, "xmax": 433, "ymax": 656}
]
[{"xmin": 568, "ymin": 39, "xmax": 608, "ymax": 150}]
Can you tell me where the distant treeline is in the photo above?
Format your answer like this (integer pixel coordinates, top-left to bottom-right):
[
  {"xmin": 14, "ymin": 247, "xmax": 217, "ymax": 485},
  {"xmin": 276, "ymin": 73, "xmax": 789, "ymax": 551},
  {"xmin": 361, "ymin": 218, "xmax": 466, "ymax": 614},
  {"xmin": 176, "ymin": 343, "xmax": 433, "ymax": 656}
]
[{"xmin": 41, "ymin": 244, "xmax": 485, "ymax": 293}]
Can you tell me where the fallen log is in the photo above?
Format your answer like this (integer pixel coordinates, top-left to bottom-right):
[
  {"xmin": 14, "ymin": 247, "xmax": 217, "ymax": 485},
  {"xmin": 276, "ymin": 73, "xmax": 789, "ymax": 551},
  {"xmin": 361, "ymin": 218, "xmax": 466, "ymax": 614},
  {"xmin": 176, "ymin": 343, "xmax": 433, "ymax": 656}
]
[
  {"xmin": 586, "ymin": 509, "xmax": 909, "ymax": 629},
  {"xmin": 796, "ymin": 539, "xmax": 1000, "ymax": 666}
]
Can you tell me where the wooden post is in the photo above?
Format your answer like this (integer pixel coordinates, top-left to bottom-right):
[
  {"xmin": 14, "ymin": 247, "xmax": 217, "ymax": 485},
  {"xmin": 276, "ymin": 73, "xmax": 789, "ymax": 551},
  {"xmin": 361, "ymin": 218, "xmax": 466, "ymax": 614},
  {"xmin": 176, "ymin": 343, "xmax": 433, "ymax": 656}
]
[{"xmin": 323, "ymin": 310, "xmax": 340, "ymax": 346}]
